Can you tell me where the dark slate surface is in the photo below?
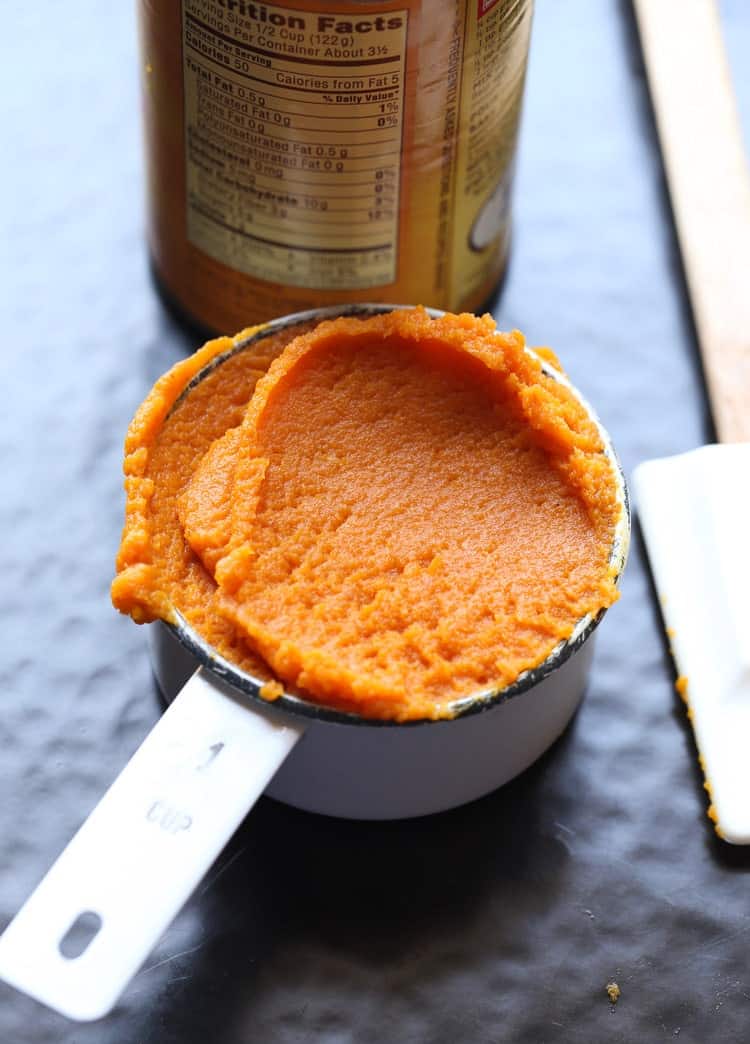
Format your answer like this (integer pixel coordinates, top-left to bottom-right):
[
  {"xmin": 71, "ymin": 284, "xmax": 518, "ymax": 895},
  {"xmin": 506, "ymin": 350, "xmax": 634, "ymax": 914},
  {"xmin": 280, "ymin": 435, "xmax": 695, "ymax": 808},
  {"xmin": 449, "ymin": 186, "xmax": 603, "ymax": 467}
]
[{"xmin": 2, "ymin": 2, "xmax": 750, "ymax": 1041}]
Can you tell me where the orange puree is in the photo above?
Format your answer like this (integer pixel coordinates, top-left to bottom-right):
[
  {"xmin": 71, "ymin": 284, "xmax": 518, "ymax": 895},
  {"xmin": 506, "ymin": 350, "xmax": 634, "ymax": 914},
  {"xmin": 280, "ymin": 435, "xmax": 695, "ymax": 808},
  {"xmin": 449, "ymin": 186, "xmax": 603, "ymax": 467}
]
[{"xmin": 113, "ymin": 309, "xmax": 622, "ymax": 721}]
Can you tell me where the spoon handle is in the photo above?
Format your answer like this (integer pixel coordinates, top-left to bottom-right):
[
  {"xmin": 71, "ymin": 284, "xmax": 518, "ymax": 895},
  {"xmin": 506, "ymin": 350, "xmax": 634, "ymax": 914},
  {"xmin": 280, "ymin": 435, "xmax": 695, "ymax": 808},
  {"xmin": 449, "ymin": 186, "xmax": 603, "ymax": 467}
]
[{"xmin": 0, "ymin": 668, "xmax": 303, "ymax": 1021}]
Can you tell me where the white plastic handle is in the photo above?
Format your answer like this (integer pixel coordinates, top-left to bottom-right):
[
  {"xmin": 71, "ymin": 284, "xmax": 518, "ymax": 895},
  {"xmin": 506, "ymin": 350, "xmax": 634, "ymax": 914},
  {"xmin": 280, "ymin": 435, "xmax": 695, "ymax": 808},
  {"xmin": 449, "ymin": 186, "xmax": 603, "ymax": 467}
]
[{"xmin": 0, "ymin": 669, "xmax": 304, "ymax": 1021}]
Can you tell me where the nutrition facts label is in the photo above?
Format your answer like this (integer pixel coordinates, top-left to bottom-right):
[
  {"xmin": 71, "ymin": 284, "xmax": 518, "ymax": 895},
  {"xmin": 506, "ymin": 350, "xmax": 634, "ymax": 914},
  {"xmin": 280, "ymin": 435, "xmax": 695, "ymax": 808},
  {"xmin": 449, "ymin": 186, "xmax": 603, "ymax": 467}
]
[{"xmin": 181, "ymin": 0, "xmax": 408, "ymax": 290}]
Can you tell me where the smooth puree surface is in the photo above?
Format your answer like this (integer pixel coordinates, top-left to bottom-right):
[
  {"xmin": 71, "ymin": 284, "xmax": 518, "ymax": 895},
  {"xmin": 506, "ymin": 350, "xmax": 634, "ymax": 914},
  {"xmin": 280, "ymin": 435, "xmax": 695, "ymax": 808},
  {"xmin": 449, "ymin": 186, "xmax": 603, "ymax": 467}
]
[{"xmin": 113, "ymin": 309, "xmax": 622, "ymax": 721}]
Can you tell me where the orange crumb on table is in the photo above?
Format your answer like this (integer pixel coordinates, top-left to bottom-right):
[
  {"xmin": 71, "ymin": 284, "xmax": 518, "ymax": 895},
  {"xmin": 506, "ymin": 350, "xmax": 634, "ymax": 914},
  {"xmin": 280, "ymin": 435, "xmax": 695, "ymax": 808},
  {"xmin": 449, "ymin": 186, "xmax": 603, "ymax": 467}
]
[
  {"xmin": 606, "ymin": 982, "xmax": 621, "ymax": 1004},
  {"xmin": 113, "ymin": 309, "xmax": 622, "ymax": 722}
]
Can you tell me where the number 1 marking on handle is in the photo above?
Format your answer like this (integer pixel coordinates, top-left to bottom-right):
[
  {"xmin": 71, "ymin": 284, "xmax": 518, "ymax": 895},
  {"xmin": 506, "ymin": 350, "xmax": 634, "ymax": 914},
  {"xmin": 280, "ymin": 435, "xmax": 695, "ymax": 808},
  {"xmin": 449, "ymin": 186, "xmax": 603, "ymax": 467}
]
[{"xmin": 197, "ymin": 742, "xmax": 224, "ymax": 772}]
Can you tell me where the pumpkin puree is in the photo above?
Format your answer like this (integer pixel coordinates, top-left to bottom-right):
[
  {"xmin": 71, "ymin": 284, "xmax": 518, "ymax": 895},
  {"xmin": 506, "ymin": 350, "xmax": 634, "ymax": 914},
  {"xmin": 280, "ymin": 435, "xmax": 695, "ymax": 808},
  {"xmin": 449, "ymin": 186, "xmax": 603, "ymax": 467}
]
[{"xmin": 113, "ymin": 309, "xmax": 622, "ymax": 721}]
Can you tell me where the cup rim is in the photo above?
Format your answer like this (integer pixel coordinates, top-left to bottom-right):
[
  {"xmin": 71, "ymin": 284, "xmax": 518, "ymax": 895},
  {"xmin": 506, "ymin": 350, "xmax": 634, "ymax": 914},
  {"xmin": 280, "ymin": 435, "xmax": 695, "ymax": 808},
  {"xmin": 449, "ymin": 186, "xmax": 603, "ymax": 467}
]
[{"xmin": 162, "ymin": 303, "xmax": 631, "ymax": 729}]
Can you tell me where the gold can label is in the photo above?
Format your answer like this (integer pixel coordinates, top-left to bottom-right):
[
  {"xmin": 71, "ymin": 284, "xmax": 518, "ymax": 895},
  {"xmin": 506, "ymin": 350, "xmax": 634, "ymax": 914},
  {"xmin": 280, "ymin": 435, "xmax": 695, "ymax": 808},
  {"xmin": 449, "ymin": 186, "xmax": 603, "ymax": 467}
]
[{"xmin": 140, "ymin": 0, "xmax": 533, "ymax": 331}]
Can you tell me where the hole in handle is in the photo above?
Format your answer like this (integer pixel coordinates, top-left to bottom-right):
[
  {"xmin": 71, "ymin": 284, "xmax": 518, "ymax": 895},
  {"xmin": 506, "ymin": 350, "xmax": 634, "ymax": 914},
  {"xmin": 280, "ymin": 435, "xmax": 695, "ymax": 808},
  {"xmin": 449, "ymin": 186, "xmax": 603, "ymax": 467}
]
[{"xmin": 59, "ymin": 911, "xmax": 103, "ymax": 959}]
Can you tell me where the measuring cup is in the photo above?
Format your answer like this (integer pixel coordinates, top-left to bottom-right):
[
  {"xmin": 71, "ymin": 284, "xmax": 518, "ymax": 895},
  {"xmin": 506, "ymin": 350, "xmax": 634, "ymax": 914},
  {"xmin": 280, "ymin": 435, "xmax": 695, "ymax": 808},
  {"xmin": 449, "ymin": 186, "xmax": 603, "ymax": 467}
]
[{"xmin": 0, "ymin": 305, "xmax": 630, "ymax": 1021}]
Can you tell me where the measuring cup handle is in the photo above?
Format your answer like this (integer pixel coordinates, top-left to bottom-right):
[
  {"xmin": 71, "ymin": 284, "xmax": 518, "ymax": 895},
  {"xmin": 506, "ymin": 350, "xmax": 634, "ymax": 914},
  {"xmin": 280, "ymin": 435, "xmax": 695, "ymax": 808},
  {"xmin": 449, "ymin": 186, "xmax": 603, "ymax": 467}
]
[{"xmin": 0, "ymin": 668, "xmax": 303, "ymax": 1021}]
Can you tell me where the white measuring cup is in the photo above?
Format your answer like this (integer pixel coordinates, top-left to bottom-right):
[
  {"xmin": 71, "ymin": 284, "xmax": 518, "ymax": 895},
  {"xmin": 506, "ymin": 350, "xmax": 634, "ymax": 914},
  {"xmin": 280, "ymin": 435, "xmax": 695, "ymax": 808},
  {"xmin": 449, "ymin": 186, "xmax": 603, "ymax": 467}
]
[{"xmin": 0, "ymin": 305, "xmax": 630, "ymax": 1020}]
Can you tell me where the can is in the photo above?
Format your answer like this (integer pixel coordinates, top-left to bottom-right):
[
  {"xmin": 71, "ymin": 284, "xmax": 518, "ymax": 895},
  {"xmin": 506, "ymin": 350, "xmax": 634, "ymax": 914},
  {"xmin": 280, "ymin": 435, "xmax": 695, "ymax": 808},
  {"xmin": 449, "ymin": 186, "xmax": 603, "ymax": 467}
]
[{"xmin": 138, "ymin": 0, "xmax": 533, "ymax": 332}]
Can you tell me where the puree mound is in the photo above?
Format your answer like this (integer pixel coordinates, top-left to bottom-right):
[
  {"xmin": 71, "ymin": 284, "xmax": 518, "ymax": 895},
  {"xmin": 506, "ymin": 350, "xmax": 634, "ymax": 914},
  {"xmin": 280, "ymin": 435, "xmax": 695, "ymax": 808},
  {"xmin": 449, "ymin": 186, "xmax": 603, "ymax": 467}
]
[
  {"xmin": 111, "ymin": 319, "xmax": 319, "ymax": 679},
  {"xmin": 158, "ymin": 308, "xmax": 622, "ymax": 721}
]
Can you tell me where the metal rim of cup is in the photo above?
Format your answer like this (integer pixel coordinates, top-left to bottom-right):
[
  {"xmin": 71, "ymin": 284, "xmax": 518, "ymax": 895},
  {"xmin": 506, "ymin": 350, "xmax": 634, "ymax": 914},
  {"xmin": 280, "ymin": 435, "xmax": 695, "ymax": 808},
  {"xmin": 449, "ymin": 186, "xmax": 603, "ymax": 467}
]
[{"xmin": 163, "ymin": 303, "xmax": 631, "ymax": 728}]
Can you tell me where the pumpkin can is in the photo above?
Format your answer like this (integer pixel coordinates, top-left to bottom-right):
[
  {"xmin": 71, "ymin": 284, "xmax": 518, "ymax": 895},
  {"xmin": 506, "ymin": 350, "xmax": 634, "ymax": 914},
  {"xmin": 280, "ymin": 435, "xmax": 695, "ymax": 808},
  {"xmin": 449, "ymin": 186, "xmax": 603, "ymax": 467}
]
[{"xmin": 138, "ymin": 0, "xmax": 533, "ymax": 331}]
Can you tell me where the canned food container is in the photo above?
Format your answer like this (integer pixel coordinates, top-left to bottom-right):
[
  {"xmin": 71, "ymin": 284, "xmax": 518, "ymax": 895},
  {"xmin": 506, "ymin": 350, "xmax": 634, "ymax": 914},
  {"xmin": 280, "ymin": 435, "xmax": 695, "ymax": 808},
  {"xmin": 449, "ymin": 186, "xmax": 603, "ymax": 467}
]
[{"xmin": 139, "ymin": 0, "xmax": 534, "ymax": 331}]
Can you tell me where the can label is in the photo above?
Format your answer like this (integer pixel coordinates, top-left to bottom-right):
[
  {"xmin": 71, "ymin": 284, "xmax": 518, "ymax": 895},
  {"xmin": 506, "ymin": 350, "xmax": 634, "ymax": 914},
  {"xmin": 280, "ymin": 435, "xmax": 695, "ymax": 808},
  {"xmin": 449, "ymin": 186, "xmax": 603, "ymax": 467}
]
[
  {"xmin": 182, "ymin": 0, "xmax": 409, "ymax": 290},
  {"xmin": 141, "ymin": 0, "xmax": 532, "ymax": 330},
  {"xmin": 451, "ymin": 0, "xmax": 531, "ymax": 304}
]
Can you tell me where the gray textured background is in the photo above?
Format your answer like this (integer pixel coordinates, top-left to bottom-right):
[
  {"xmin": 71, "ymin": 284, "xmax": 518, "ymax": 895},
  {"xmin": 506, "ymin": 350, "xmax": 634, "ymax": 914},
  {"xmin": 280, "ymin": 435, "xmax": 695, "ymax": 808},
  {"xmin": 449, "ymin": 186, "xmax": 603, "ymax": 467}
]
[{"xmin": 2, "ymin": 2, "xmax": 750, "ymax": 1041}]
